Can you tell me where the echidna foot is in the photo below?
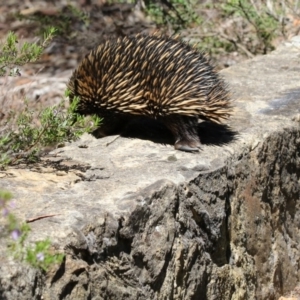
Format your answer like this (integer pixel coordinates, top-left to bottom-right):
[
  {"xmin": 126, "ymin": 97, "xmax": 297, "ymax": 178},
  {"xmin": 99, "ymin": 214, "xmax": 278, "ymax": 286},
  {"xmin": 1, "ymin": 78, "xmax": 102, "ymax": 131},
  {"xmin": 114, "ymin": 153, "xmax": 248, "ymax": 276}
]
[
  {"xmin": 163, "ymin": 116, "xmax": 201, "ymax": 152},
  {"xmin": 174, "ymin": 139, "xmax": 201, "ymax": 152}
]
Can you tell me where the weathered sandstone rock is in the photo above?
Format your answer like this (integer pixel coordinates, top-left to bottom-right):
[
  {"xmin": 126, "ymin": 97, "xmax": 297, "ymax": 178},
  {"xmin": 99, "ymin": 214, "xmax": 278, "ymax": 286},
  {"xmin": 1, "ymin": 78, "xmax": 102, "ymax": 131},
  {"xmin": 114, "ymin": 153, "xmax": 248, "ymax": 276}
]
[{"xmin": 0, "ymin": 37, "xmax": 299, "ymax": 300}]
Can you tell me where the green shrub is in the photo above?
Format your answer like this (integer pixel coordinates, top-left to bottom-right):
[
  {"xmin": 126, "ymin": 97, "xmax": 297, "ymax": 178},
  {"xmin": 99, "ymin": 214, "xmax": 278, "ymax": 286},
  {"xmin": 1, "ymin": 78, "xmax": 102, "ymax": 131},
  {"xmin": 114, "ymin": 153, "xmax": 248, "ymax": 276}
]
[
  {"xmin": 0, "ymin": 28, "xmax": 56, "ymax": 76},
  {"xmin": 0, "ymin": 190, "xmax": 64, "ymax": 271},
  {"xmin": 0, "ymin": 94, "xmax": 101, "ymax": 168},
  {"xmin": 222, "ymin": 0, "xmax": 278, "ymax": 54},
  {"xmin": 0, "ymin": 29, "xmax": 101, "ymax": 169},
  {"xmin": 144, "ymin": 0, "xmax": 201, "ymax": 31},
  {"xmin": 17, "ymin": 5, "xmax": 89, "ymax": 37}
]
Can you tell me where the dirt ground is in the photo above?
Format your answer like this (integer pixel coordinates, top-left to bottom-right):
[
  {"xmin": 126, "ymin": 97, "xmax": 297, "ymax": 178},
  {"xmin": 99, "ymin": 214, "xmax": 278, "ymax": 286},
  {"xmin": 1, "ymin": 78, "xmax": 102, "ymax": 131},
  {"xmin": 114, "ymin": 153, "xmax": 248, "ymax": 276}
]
[
  {"xmin": 0, "ymin": 0, "xmax": 161, "ymax": 119},
  {"xmin": 1, "ymin": 0, "xmax": 159, "ymax": 75},
  {"xmin": 1, "ymin": 0, "xmax": 299, "ymax": 75}
]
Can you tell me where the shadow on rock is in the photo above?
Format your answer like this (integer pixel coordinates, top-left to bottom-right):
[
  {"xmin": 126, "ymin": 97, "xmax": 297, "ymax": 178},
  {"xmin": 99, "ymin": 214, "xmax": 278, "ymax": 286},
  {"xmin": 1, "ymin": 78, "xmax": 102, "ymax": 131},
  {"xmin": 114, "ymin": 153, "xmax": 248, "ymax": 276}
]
[
  {"xmin": 197, "ymin": 121, "xmax": 238, "ymax": 146},
  {"xmin": 92, "ymin": 116, "xmax": 238, "ymax": 148}
]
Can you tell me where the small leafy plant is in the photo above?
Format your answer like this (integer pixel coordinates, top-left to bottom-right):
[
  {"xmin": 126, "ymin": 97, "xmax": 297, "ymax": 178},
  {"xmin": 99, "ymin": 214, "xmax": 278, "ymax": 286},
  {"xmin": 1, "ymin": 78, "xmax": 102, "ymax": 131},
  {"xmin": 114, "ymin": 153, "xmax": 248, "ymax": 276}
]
[
  {"xmin": 0, "ymin": 29, "xmax": 101, "ymax": 169},
  {"xmin": 0, "ymin": 27, "xmax": 56, "ymax": 76},
  {"xmin": 222, "ymin": 0, "xmax": 278, "ymax": 54},
  {"xmin": 17, "ymin": 5, "xmax": 90, "ymax": 37},
  {"xmin": 0, "ymin": 20, "xmax": 98, "ymax": 271},
  {"xmin": 0, "ymin": 94, "xmax": 101, "ymax": 168},
  {"xmin": 145, "ymin": 0, "xmax": 201, "ymax": 31},
  {"xmin": 0, "ymin": 190, "xmax": 64, "ymax": 271}
]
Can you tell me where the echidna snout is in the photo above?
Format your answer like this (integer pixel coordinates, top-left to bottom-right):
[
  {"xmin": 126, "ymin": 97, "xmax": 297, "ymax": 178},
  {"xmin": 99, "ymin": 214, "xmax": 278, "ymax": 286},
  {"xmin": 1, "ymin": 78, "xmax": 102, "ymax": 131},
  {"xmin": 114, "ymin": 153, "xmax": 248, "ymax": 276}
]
[{"xmin": 68, "ymin": 34, "xmax": 231, "ymax": 152}]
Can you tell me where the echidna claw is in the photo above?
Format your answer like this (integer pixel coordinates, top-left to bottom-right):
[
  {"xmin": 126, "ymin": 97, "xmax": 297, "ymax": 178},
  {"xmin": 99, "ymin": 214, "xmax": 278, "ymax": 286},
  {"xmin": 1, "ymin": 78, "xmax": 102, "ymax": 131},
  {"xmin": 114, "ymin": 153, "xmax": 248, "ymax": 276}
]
[{"xmin": 174, "ymin": 141, "xmax": 201, "ymax": 152}]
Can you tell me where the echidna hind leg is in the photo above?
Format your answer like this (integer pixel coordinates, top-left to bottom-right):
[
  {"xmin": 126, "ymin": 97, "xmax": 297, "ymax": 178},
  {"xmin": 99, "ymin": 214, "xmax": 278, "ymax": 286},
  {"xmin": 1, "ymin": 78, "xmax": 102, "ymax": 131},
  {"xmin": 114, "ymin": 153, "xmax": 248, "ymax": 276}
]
[{"xmin": 163, "ymin": 116, "xmax": 201, "ymax": 152}]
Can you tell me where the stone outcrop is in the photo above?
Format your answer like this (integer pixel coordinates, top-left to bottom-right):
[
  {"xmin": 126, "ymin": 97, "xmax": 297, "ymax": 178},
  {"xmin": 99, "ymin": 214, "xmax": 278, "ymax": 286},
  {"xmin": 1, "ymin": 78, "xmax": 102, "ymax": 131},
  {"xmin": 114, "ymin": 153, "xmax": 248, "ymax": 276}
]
[{"xmin": 0, "ymin": 37, "xmax": 300, "ymax": 300}]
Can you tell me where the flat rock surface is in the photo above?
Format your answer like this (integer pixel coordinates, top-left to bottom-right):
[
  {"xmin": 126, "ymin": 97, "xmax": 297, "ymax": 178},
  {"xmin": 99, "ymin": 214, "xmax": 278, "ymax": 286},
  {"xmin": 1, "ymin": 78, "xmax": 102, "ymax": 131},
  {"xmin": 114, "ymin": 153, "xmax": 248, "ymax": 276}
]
[
  {"xmin": 2, "ymin": 37, "xmax": 299, "ymax": 241},
  {"xmin": 0, "ymin": 37, "xmax": 300, "ymax": 300}
]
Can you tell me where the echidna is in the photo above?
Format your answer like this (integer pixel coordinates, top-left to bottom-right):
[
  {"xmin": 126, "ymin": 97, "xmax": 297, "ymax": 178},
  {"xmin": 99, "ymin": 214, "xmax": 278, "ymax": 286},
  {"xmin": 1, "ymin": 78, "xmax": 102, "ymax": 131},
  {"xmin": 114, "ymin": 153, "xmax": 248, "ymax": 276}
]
[{"xmin": 68, "ymin": 34, "xmax": 231, "ymax": 151}]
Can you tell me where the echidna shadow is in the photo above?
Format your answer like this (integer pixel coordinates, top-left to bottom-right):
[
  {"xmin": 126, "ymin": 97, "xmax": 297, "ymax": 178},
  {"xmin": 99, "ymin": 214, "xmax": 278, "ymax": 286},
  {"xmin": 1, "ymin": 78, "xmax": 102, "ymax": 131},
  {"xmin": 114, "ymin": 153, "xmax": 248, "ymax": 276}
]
[
  {"xmin": 92, "ymin": 117, "xmax": 237, "ymax": 149},
  {"xmin": 68, "ymin": 34, "xmax": 236, "ymax": 151}
]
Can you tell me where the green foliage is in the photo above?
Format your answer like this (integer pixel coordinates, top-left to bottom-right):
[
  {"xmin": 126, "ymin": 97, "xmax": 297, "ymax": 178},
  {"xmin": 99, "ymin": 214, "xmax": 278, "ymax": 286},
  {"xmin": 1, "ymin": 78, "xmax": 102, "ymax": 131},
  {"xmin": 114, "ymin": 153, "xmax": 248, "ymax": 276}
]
[
  {"xmin": 0, "ymin": 190, "xmax": 14, "ymax": 239},
  {"xmin": 71, "ymin": 0, "xmax": 200, "ymax": 29},
  {"xmin": 145, "ymin": 0, "xmax": 200, "ymax": 31},
  {"xmin": 107, "ymin": 0, "xmax": 135, "ymax": 3},
  {"xmin": 26, "ymin": 239, "xmax": 64, "ymax": 271},
  {"xmin": 142, "ymin": 0, "xmax": 289, "ymax": 56},
  {"xmin": 184, "ymin": 0, "xmax": 297, "ymax": 62},
  {"xmin": 0, "ymin": 190, "xmax": 64, "ymax": 271},
  {"xmin": 0, "ymin": 190, "xmax": 12, "ymax": 202},
  {"xmin": 194, "ymin": 33, "xmax": 236, "ymax": 58},
  {"xmin": 0, "ymin": 94, "xmax": 101, "ymax": 168},
  {"xmin": 0, "ymin": 27, "xmax": 56, "ymax": 76},
  {"xmin": 222, "ymin": 0, "xmax": 278, "ymax": 54},
  {"xmin": 18, "ymin": 5, "xmax": 89, "ymax": 37},
  {"xmin": 9, "ymin": 224, "xmax": 64, "ymax": 272},
  {"xmin": 0, "ymin": 22, "xmax": 96, "ymax": 272},
  {"xmin": 0, "ymin": 28, "xmax": 101, "ymax": 168}
]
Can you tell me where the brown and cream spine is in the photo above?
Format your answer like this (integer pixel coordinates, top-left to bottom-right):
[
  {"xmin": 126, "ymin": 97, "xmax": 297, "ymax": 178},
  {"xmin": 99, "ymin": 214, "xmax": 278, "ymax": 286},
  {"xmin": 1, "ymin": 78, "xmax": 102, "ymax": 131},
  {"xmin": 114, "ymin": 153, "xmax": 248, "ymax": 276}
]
[{"xmin": 68, "ymin": 34, "xmax": 231, "ymax": 151}]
